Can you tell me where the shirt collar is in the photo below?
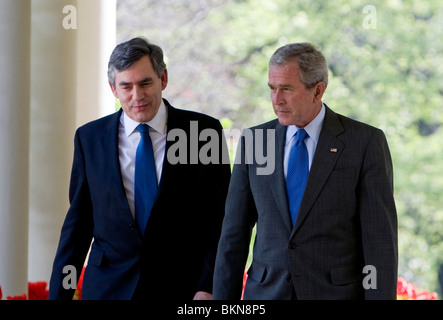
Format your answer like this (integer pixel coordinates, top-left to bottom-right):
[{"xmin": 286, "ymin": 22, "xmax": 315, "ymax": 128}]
[
  {"xmin": 285, "ymin": 103, "xmax": 326, "ymax": 144},
  {"xmin": 123, "ymin": 100, "xmax": 168, "ymax": 137}
]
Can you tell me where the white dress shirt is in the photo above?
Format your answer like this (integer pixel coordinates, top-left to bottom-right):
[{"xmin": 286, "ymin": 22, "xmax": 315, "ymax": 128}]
[
  {"xmin": 284, "ymin": 103, "xmax": 326, "ymax": 178},
  {"xmin": 118, "ymin": 101, "xmax": 168, "ymax": 218}
]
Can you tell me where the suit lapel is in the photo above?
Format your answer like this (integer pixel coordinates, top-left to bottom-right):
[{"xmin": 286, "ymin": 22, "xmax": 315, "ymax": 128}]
[
  {"xmin": 291, "ymin": 106, "xmax": 345, "ymax": 235},
  {"xmin": 100, "ymin": 109, "xmax": 135, "ymax": 217},
  {"xmin": 270, "ymin": 122, "xmax": 293, "ymax": 233},
  {"xmin": 156, "ymin": 99, "xmax": 177, "ymax": 196}
]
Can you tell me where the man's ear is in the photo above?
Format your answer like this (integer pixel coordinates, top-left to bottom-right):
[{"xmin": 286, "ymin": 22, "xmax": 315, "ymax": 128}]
[
  {"xmin": 313, "ymin": 82, "xmax": 326, "ymax": 103},
  {"xmin": 161, "ymin": 68, "xmax": 168, "ymax": 91},
  {"xmin": 109, "ymin": 82, "xmax": 119, "ymax": 98}
]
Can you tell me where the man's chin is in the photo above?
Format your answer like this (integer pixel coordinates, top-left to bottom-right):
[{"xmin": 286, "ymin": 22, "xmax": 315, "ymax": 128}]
[
  {"xmin": 277, "ymin": 116, "xmax": 294, "ymax": 127},
  {"xmin": 125, "ymin": 107, "xmax": 158, "ymax": 123}
]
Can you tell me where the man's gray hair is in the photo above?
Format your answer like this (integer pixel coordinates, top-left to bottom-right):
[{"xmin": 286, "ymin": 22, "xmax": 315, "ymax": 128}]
[
  {"xmin": 108, "ymin": 37, "xmax": 166, "ymax": 87},
  {"xmin": 270, "ymin": 43, "xmax": 328, "ymax": 89}
]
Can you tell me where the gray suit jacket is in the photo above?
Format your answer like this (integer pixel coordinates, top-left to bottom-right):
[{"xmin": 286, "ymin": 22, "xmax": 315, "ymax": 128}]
[{"xmin": 213, "ymin": 105, "xmax": 398, "ymax": 300}]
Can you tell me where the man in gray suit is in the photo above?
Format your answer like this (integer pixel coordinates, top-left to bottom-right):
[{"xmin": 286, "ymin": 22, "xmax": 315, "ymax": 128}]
[{"xmin": 213, "ymin": 43, "xmax": 398, "ymax": 300}]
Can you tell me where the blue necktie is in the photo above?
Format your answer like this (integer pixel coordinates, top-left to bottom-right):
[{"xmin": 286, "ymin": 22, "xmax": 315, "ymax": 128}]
[
  {"xmin": 134, "ymin": 124, "xmax": 158, "ymax": 235},
  {"xmin": 286, "ymin": 129, "xmax": 309, "ymax": 226}
]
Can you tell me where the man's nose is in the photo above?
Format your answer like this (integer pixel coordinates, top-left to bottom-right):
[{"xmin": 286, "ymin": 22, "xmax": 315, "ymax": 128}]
[
  {"xmin": 132, "ymin": 86, "xmax": 144, "ymax": 101},
  {"xmin": 272, "ymin": 89, "xmax": 285, "ymax": 105}
]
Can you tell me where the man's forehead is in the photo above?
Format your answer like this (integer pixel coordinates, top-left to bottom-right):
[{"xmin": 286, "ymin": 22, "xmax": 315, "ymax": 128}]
[
  {"xmin": 115, "ymin": 69, "xmax": 157, "ymax": 85},
  {"xmin": 116, "ymin": 56, "xmax": 156, "ymax": 77},
  {"xmin": 269, "ymin": 63, "xmax": 301, "ymax": 82},
  {"xmin": 269, "ymin": 61, "xmax": 299, "ymax": 73}
]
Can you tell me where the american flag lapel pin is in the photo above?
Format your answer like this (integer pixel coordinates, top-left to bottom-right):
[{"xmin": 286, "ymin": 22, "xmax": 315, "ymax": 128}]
[{"xmin": 330, "ymin": 147, "xmax": 338, "ymax": 153}]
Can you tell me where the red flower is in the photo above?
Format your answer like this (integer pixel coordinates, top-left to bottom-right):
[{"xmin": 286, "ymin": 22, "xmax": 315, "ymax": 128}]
[
  {"xmin": 2, "ymin": 281, "xmax": 49, "ymax": 300},
  {"xmin": 396, "ymin": 277, "xmax": 438, "ymax": 300},
  {"xmin": 0, "ymin": 285, "xmax": 2, "ymax": 300},
  {"xmin": 73, "ymin": 267, "xmax": 85, "ymax": 300},
  {"xmin": 7, "ymin": 293, "xmax": 27, "ymax": 300},
  {"xmin": 28, "ymin": 281, "xmax": 49, "ymax": 300}
]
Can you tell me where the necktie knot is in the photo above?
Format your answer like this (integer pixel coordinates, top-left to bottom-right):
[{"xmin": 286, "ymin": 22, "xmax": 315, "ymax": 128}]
[
  {"xmin": 137, "ymin": 123, "xmax": 150, "ymax": 134},
  {"xmin": 295, "ymin": 128, "xmax": 308, "ymax": 146}
]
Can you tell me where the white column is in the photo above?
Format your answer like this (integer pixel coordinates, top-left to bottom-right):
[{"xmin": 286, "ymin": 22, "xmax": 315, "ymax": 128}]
[
  {"xmin": 76, "ymin": 0, "xmax": 117, "ymax": 127},
  {"xmin": 0, "ymin": 0, "xmax": 31, "ymax": 298},
  {"xmin": 28, "ymin": 0, "xmax": 78, "ymax": 283},
  {"xmin": 28, "ymin": 0, "xmax": 117, "ymax": 285}
]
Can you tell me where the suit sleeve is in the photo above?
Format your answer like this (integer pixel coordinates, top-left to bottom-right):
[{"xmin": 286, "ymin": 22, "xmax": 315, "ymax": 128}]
[
  {"xmin": 358, "ymin": 129, "xmax": 398, "ymax": 299},
  {"xmin": 48, "ymin": 129, "xmax": 94, "ymax": 300},
  {"xmin": 213, "ymin": 132, "xmax": 258, "ymax": 300}
]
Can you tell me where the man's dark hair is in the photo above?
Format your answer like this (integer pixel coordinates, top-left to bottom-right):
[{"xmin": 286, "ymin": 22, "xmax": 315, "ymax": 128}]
[{"xmin": 108, "ymin": 37, "xmax": 166, "ymax": 86}]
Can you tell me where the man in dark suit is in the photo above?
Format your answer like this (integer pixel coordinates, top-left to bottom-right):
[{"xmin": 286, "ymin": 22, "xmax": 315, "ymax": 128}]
[
  {"xmin": 213, "ymin": 43, "xmax": 397, "ymax": 300},
  {"xmin": 49, "ymin": 37, "xmax": 231, "ymax": 300}
]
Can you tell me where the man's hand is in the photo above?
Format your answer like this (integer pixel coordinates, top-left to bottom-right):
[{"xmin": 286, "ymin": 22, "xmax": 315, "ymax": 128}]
[{"xmin": 193, "ymin": 291, "xmax": 213, "ymax": 300}]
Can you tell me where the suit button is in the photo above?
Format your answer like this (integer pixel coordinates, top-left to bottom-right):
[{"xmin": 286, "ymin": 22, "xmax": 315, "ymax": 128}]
[{"xmin": 289, "ymin": 243, "xmax": 297, "ymax": 249}]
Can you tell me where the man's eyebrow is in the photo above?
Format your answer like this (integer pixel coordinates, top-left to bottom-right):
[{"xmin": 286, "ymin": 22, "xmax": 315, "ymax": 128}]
[
  {"xmin": 137, "ymin": 77, "xmax": 153, "ymax": 84},
  {"xmin": 268, "ymin": 83, "xmax": 294, "ymax": 88},
  {"xmin": 118, "ymin": 77, "xmax": 153, "ymax": 86}
]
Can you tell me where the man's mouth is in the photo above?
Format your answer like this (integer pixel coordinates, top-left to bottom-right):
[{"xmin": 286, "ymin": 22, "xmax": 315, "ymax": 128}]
[{"xmin": 134, "ymin": 104, "xmax": 149, "ymax": 109}]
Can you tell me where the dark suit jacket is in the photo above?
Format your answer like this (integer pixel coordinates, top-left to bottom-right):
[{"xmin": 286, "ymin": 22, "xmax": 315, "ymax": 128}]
[
  {"xmin": 49, "ymin": 99, "xmax": 231, "ymax": 300},
  {"xmin": 213, "ymin": 105, "xmax": 398, "ymax": 300}
]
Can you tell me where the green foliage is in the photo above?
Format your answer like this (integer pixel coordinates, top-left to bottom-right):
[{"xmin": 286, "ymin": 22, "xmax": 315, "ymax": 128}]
[{"xmin": 117, "ymin": 0, "xmax": 443, "ymax": 294}]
